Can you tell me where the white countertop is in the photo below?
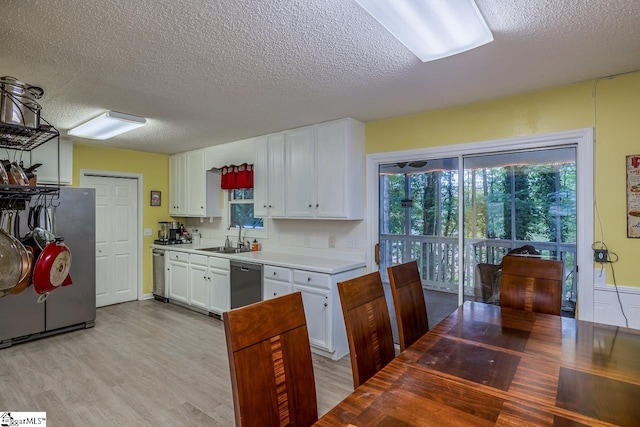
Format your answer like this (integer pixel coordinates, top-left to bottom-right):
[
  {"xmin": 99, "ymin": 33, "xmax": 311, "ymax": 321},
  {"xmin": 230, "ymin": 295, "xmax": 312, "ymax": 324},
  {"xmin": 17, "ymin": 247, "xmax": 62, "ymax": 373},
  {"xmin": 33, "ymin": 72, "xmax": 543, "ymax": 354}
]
[{"xmin": 151, "ymin": 244, "xmax": 365, "ymax": 274}]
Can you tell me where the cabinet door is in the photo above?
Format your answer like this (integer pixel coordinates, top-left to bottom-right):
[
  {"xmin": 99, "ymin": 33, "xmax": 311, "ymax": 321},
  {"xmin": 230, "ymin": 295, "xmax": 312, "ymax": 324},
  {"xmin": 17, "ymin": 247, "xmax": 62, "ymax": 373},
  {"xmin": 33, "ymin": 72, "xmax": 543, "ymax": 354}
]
[
  {"xmin": 169, "ymin": 154, "xmax": 186, "ymax": 215},
  {"xmin": 209, "ymin": 267, "xmax": 230, "ymax": 315},
  {"xmin": 316, "ymin": 120, "xmax": 348, "ymax": 218},
  {"xmin": 31, "ymin": 138, "xmax": 73, "ymax": 185},
  {"xmin": 188, "ymin": 263, "xmax": 209, "ymax": 310},
  {"xmin": 267, "ymin": 133, "xmax": 286, "ymax": 217},
  {"xmin": 253, "ymin": 136, "xmax": 269, "ymax": 217},
  {"xmin": 186, "ymin": 150, "xmax": 206, "ymax": 216},
  {"xmin": 294, "ymin": 284, "xmax": 331, "ymax": 351},
  {"xmin": 316, "ymin": 118, "xmax": 365, "ymax": 219},
  {"xmin": 255, "ymin": 134, "xmax": 286, "ymax": 218},
  {"xmin": 168, "ymin": 259, "xmax": 189, "ymax": 303},
  {"xmin": 285, "ymin": 126, "xmax": 315, "ymax": 217},
  {"xmin": 263, "ymin": 279, "xmax": 293, "ymax": 300}
]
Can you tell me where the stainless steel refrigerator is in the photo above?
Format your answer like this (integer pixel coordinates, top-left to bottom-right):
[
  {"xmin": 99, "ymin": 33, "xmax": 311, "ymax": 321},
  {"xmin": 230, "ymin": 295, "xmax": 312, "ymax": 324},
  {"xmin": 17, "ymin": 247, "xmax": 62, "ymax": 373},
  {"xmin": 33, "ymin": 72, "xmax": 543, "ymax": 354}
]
[{"xmin": 0, "ymin": 187, "xmax": 96, "ymax": 348}]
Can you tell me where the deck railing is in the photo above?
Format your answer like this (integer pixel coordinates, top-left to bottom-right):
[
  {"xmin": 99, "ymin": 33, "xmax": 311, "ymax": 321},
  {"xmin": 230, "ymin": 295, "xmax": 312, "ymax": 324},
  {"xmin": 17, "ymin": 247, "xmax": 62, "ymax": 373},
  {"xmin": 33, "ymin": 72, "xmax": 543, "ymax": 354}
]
[{"xmin": 379, "ymin": 235, "xmax": 576, "ymax": 313}]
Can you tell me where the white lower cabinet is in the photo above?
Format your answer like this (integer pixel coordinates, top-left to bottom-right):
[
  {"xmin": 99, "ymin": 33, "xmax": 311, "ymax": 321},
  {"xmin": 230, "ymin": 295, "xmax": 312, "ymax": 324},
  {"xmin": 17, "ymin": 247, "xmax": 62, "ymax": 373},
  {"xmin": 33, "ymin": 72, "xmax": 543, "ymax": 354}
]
[
  {"xmin": 293, "ymin": 269, "xmax": 332, "ymax": 352},
  {"xmin": 291, "ymin": 267, "xmax": 364, "ymax": 360},
  {"xmin": 208, "ymin": 257, "xmax": 230, "ymax": 315},
  {"xmin": 294, "ymin": 283, "xmax": 331, "ymax": 351},
  {"xmin": 164, "ymin": 247, "xmax": 364, "ymax": 361},
  {"xmin": 167, "ymin": 251, "xmax": 189, "ymax": 304},
  {"xmin": 167, "ymin": 251, "xmax": 229, "ymax": 315},
  {"xmin": 188, "ymin": 255, "xmax": 210, "ymax": 311},
  {"xmin": 263, "ymin": 265, "xmax": 293, "ymax": 300}
]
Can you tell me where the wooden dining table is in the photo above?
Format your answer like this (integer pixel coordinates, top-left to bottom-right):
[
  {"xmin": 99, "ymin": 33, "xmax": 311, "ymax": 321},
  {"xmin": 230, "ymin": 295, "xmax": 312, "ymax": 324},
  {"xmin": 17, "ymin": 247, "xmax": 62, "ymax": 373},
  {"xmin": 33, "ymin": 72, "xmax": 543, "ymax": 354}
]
[{"xmin": 315, "ymin": 301, "xmax": 640, "ymax": 426}]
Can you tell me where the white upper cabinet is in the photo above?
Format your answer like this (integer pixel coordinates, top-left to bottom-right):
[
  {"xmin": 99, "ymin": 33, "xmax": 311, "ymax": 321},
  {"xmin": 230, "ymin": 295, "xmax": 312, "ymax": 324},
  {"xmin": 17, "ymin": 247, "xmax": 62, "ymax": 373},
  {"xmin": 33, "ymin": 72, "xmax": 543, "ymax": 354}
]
[
  {"xmin": 169, "ymin": 153, "xmax": 187, "ymax": 215},
  {"xmin": 186, "ymin": 150, "xmax": 205, "ymax": 215},
  {"xmin": 170, "ymin": 150, "xmax": 222, "ymax": 217},
  {"xmin": 315, "ymin": 118, "xmax": 365, "ymax": 219},
  {"xmin": 186, "ymin": 150, "xmax": 222, "ymax": 217},
  {"xmin": 172, "ymin": 117, "xmax": 364, "ymax": 220},
  {"xmin": 254, "ymin": 133, "xmax": 286, "ymax": 218},
  {"xmin": 31, "ymin": 138, "xmax": 73, "ymax": 185},
  {"xmin": 286, "ymin": 118, "xmax": 365, "ymax": 219},
  {"xmin": 285, "ymin": 126, "xmax": 315, "ymax": 218}
]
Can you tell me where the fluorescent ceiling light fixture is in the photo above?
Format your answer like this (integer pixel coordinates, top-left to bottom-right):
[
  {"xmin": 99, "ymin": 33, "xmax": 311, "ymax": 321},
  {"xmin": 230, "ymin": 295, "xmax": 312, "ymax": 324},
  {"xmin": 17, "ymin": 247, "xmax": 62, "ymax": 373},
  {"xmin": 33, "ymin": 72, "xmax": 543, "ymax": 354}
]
[
  {"xmin": 68, "ymin": 111, "xmax": 146, "ymax": 140},
  {"xmin": 354, "ymin": 0, "xmax": 493, "ymax": 62}
]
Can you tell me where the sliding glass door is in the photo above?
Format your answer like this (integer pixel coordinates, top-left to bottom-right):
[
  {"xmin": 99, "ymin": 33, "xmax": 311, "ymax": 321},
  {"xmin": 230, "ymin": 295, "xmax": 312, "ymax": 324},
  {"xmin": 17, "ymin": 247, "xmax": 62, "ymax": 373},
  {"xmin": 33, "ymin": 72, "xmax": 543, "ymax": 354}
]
[
  {"xmin": 463, "ymin": 148, "xmax": 577, "ymax": 314},
  {"xmin": 378, "ymin": 146, "xmax": 578, "ymax": 317},
  {"xmin": 378, "ymin": 158, "xmax": 459, "ymax": 290}
]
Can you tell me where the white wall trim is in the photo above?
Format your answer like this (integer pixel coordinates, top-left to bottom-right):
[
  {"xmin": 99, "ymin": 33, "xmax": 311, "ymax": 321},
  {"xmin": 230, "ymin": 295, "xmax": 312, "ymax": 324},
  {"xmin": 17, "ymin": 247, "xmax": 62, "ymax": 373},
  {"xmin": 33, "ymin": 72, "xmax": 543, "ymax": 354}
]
[
  {"xmin": 141, "ymin": 292, "xmax": 155, "ymax": 300},
  {"xmin": 594, "ymin": 284, "xmax": 640, "ymax": 329},
  {"xmin": 366, "ymin": 128, "xmax": 595, "ymax": 320},
  {"xmin": 79, "ymin": 169, "xmax": 144, "ymax": 302}
]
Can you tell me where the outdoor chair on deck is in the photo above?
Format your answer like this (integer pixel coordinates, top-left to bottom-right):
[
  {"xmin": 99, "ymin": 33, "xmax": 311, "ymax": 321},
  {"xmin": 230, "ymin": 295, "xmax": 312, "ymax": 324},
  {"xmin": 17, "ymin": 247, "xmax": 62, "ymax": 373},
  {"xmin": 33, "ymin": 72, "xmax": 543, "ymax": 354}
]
[
  {"xmin": 387, "ymin": 260, "xmax": 430, "ymax": 351},
  {"xmin": 500, "ymin": 255, "xmax": 564, "ymax": 315},
  {"xmin": 223, "ymin": 292, "xmax": 318, "ymax": 427},
  {"xmin": 338, "ymin": 271, "xmax": 396, "ymax": 389}
]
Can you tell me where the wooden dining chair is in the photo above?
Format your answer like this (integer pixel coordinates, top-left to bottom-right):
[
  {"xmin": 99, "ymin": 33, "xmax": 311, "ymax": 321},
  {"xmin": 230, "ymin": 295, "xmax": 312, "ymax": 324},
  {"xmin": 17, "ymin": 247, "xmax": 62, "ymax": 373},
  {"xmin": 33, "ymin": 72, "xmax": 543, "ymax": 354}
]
[
  {"xmin": 387, "ymin": 260, "xmax": 430, "ymax": 351},
  {"xmin": 223, "ymin": 292, "xmax": 318, "ymax": 427},
  {"xmin": 337, "ymin": 271, "xmax": 396, "ymax": 388},
  {"xmin": 500, "ymin": 255, "xmax": 564, "ymax": 315}
]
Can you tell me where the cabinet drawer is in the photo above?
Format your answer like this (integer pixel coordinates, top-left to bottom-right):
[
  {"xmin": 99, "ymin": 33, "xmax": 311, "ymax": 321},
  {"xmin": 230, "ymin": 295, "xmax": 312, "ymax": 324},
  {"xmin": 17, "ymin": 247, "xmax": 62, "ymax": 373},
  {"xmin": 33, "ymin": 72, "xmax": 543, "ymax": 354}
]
[
  {"xmin": 264, "ymin": 265, "xmax": 292, "ymax": 283},
  {"xmin": 209, "ymin": 256, "xmax": 230, "ymax": 270},
  {"xmin": 293, "ymin": 270, "xmax": 330, "ymax": 289},
  {"xmin": 168, "ymin": 251, "xmax": 189, "ymax": 262},
  {"xmin": 264, "ymin": 280, "xmax": 293, "ymax": 300},
  {"xmin": 189, "ymin": 253, "xmax": 208, "ymax": 266}
]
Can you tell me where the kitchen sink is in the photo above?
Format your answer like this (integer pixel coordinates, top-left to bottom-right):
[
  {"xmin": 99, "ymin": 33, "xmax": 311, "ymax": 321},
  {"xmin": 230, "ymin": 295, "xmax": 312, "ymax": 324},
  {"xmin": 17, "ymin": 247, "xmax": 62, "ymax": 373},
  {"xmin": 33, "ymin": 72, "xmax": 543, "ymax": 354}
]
[{"xmin": 198, "ymin": 247, "xmax": 252, "ymax": 254}]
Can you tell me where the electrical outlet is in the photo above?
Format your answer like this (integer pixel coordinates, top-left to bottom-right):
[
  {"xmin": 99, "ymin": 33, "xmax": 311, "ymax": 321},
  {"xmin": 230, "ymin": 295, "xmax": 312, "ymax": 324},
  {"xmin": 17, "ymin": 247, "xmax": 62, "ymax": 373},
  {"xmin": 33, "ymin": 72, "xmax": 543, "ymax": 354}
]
[
  {"xmin": 328, "ymin": 235, "xmax": 335, "ymax": 248},
  {"xmin": 144, "ymin": 228, "xmax": 152, "ymax": 236},
  {"xmin": 303, "ymin": 234, "xmax": 311, "ymax": 246},
  {"xmin": 594, "ymin": 268, "xmax": 606, "ymax": 286},
  {"xmin": 594, "ymin": 249, "xmax": 608, "ymax": 263}
]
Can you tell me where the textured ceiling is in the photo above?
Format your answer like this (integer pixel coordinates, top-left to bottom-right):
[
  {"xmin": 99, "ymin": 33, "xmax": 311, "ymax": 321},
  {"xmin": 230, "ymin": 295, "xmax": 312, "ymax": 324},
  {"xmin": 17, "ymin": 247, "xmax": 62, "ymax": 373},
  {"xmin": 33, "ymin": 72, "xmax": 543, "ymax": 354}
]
[{"xmin": 1, "ymin": 0, "xmax": 640, "ymax": 154}]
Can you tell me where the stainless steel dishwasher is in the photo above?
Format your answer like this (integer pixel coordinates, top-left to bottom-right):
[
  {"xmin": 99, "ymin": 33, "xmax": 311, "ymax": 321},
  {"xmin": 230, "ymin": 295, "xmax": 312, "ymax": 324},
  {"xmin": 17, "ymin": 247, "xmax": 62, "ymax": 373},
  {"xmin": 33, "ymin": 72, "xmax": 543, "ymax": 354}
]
[
  {"xmin": 152, "ymin": 249, "xmax": 168, "ymax": 303},
  {"xmin": 230, "ymin": 260, "xmax": 263, "ymax": 308}
]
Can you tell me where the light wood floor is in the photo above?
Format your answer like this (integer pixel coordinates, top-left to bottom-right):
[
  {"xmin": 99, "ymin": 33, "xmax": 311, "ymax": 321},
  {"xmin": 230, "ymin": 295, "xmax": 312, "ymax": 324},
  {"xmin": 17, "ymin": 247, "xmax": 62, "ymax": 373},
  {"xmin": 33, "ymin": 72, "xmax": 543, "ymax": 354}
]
[{"xmin": 0, "ymin": 300, "xmax": 353, "ymax": 426}]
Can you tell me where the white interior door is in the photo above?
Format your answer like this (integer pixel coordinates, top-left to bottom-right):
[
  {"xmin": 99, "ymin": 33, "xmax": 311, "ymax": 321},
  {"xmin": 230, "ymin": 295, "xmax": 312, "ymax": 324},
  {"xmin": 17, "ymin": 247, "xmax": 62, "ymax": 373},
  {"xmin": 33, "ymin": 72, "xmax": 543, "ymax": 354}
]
[{"xmin": 84, "ymin": 175, "xmax": 138, "ymax": 307}]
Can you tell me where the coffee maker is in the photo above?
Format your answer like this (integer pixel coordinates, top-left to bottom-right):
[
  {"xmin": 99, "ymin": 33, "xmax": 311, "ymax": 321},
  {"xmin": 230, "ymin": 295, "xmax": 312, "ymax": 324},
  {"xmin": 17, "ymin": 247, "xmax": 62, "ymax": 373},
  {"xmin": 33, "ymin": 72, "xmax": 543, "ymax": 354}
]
[{"xmin": 154, "ymin": 221, "xmax": 183, "ymax": 245}]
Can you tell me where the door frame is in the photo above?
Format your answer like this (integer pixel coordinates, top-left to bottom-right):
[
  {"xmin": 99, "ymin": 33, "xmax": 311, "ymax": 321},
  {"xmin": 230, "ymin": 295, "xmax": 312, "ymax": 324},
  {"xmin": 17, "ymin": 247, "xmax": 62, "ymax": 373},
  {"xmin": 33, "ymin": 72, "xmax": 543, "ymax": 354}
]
[
  {"xmin": 366, "ymin": 128, "xmax": 595, "ymax": 321},
  {"xmin": 80, "ymin": 169, "xmax": 144, "ymax": 302}
]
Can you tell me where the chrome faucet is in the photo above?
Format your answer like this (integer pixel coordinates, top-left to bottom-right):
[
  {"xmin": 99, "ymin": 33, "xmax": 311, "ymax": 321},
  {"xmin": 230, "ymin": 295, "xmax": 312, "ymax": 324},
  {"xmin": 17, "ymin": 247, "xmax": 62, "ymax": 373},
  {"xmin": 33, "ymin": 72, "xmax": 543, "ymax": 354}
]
[{"xmin": 229, "ymin": 221, "xmax": 244, "ymax": 248}]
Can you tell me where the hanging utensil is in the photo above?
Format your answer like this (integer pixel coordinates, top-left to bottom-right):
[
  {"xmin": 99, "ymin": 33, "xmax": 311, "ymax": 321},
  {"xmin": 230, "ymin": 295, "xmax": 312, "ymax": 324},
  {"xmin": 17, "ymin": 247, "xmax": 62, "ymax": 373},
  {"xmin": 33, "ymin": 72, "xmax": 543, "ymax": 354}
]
[
  {"xmin": 32, "ymin": 237, "xmax": 72, "ymax": 295},
  {"xmin": 0, "ymin": 230, "xmax": 22, "ymax": 297},
  {"xmin": 8, "ymin": 162, "xmax": 29, "ymax": 186},
  {"xmin": 23, "ymin": 163, "xmax": 41, "ymax": 187},
  {"xmin": 8, "ymin": 244, "xmax": 33, "ymax": 296},
  {"xmin": 0, "ymin": 161, "xmax": 9, "ymax": 186},
  {"xmin": 0, "ymin": 211, "xmax": 31, "ymax": 298}
]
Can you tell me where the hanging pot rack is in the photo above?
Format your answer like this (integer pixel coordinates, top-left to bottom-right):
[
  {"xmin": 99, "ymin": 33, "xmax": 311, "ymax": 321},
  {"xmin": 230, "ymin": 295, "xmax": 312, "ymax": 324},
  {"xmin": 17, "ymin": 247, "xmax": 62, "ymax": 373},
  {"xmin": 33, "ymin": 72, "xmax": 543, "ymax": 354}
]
[{"xmin": 0, "ymin": 109, "xmax": 61, "ymax": 210}]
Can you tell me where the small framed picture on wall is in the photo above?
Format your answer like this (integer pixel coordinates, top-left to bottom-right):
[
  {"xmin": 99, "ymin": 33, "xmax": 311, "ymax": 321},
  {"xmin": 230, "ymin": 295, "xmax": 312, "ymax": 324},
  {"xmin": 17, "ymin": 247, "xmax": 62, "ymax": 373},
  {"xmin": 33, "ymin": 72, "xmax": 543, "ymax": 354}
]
[
  {"xmin": 626, "ymin": 155, "xmax": 640, "ymax": 238},
  {"xmin": 150, "ymin": 190, "xmax": 161, "ymax": 207}
]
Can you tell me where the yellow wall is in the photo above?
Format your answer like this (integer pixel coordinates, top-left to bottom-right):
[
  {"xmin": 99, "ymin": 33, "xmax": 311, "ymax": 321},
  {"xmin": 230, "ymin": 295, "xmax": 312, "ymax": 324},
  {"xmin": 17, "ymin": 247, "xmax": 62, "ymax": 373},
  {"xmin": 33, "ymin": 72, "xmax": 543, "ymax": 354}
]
[
  {"xmin": 365, "ymin": 71, "xmax": 640, "ymax": 287},
  {"xmin": 73, "ymin": 143, "xmax": 169, "ymax": 294}
]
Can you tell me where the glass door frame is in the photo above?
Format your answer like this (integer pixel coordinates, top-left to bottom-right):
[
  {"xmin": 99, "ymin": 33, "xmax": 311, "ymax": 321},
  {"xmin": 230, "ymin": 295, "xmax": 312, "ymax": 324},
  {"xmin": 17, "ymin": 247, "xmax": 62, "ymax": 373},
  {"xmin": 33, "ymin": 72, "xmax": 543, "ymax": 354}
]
[{"xmin": 365, "ymin": 128, "xmax": 595, "ymax": 321}]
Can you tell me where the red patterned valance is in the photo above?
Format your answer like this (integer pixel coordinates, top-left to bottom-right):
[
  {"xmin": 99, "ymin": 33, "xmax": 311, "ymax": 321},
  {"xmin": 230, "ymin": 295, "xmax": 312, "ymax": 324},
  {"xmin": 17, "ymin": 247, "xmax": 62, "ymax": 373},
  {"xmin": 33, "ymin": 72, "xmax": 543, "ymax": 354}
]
[{"xmin": 220, "ymin": 163, "xmax": 253, "ymax": 190}]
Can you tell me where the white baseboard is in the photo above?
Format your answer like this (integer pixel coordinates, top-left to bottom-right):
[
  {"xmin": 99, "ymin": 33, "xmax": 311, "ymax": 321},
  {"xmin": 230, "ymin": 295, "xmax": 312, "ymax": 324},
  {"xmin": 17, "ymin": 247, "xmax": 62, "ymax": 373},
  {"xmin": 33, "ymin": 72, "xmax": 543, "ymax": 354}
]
[{"xmin": 140, "ymin": 293, "xmax": 155, "ymax": 300}]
